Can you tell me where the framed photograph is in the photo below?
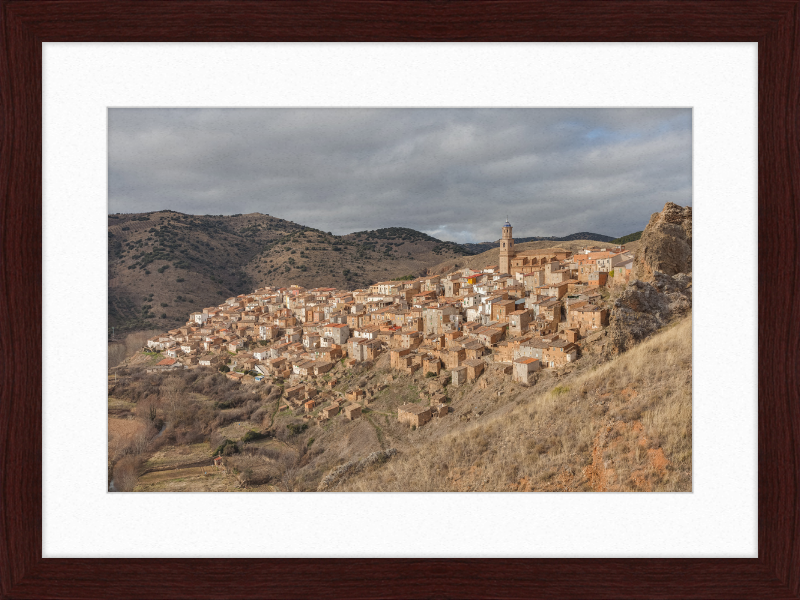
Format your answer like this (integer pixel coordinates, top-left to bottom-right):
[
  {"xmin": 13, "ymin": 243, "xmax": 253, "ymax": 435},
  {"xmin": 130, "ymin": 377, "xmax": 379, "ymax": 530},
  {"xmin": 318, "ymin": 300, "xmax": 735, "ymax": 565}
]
[
  {"xmin": 106, "ymin": 106, "xmax": 692, "ymax": 496},
  {"xmin": 3, "ymin": 2, "xmax": 797, "ymax": 598}
]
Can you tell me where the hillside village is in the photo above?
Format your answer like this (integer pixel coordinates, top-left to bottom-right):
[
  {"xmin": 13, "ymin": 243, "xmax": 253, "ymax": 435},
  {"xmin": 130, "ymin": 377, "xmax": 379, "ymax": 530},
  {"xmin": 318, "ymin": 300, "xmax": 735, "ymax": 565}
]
[{"xmin": 143, "ymin": 220, "xmax": 635, "ymax": 431}]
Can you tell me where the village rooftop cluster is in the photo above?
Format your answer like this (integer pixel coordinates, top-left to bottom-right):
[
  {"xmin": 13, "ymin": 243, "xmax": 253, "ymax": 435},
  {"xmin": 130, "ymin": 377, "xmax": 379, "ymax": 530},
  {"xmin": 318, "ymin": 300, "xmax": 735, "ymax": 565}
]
[{"xmin": 145, "ymin": 221, "xmax": 633, "ymax": 427}]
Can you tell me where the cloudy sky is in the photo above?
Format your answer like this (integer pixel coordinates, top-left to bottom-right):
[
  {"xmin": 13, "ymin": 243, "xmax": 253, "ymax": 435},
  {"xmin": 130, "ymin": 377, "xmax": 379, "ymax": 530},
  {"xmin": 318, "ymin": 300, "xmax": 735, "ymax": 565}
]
[{"xmin": 108, "ymin": 108, "xmax": 691, "ymax": 243}]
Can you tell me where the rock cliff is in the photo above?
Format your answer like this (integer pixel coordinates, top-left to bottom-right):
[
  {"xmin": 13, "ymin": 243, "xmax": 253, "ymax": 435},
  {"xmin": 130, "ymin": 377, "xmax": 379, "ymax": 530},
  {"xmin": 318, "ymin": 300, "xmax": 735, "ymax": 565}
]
[
  {"xmin": 609, "ymin": 202, "xmax": 692, "ymax": 353},
  {"xmin": 633, "ymin": 202, "xmax": 692, "ymax": 282},
  {"xmin": 608, "ymin": 272, "xmax": 692, "ymax": 353}
]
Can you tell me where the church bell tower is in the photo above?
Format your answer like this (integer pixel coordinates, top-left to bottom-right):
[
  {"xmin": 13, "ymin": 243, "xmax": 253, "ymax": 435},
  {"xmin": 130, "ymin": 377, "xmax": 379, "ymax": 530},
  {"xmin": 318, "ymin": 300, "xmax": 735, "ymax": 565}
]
[{"xmin": 499, "ymin": 218, "xmax": 515, "ymax": 274}]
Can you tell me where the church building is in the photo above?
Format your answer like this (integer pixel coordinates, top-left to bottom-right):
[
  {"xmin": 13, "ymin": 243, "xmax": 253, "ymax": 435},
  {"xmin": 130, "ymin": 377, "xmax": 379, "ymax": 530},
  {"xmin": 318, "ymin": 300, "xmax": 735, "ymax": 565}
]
[{"xmin": 497, "ymin": 218, "xmax": 573, "ymax": 277}]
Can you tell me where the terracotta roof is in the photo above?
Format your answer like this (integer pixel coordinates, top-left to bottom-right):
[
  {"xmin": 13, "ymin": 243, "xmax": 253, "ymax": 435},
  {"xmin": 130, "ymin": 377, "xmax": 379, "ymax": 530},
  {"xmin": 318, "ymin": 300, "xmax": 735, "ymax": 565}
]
[
  {"xmin": 515, "ymin": 357, "xmax": 539, "ymax": 364},
  {"xmin": 156, "ymin": 358, "xmax": 177, "ymax": 366}
]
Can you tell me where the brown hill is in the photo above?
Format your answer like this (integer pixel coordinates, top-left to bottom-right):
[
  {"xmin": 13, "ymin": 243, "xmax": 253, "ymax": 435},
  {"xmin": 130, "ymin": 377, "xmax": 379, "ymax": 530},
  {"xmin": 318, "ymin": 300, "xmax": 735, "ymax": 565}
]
[
  {"xmin": 333, "ymin": 314, "xmax": 692, "ymax": 492},
  {"xmin": 108, "ymin": 212, "xmax": 469, "ymax": 334},
  {"xmin": 241, "ymin": 226, "xmax": 468, "ymax": 294}
]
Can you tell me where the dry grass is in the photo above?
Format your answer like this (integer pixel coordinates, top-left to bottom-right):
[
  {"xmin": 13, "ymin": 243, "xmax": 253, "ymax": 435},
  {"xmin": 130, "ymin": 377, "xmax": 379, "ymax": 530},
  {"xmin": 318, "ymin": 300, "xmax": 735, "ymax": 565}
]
[
  {"xmin": 108, "ymin": 330, "xmax": 161, "ymax": 367},
  {"xmin": 337, "ymin": 314, "xmax": 692, "ymax": 492}
]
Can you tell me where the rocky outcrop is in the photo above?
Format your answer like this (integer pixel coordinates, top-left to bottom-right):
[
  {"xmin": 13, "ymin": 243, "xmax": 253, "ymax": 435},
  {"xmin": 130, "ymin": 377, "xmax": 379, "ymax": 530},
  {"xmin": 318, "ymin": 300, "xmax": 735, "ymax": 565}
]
[
  {"xmin": 634, "ymin": 202, "xmax": 692, "ymax": 282},
  {"xmin": 608, "ymin": 271, "xmax": 692, "ymax": 353}
]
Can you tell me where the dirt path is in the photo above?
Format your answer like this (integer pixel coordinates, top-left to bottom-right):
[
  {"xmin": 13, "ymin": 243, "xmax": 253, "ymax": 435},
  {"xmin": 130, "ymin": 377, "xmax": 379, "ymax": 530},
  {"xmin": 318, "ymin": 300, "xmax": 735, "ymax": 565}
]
[
  {"xmin": 138, "ymin": 466, "xmax": 211, "ymax": 484},
  {"xmin": 140, "ymin": 458, "xmax": 214, "ymax": 476}
]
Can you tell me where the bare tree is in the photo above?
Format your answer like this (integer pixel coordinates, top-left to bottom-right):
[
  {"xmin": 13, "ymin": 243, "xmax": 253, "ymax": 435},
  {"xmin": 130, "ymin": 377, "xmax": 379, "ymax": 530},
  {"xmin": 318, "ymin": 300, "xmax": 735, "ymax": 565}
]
[
  {"xmin": 279, "ymin": 452, "xmax": 300, "ymax": 492},
  {"xmin": 161, "ymin": 375, "xmax": 187, "ymax": 424}
]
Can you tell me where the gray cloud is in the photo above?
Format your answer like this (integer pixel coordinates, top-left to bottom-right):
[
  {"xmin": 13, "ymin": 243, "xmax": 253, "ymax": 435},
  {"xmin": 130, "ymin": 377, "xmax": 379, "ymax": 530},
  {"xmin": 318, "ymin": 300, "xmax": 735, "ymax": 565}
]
[{"xmin": 109, "ymin": 108, "xmax": 691, "ymax": 243}]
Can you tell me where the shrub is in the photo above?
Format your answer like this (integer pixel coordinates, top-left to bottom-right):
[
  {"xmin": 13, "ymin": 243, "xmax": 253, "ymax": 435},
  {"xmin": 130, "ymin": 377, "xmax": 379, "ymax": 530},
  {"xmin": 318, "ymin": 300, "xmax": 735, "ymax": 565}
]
[
  {"xmin": 241, "ymin": 430, "xmax": 265, "ymax": 443},
  {"xmin": 213, "ymin": 438, "xmax": 238, "ymax": 457},
  {"xmin": 286, "ymin": 423, "xmax": 309, "ymax": 436},
  {"xmin": 176, "ymin": 277, "xmax": 185, "ymax": 282},
  {"xmin": 219, "ymin": 365, "xmax": 230, "ymax": 373}
]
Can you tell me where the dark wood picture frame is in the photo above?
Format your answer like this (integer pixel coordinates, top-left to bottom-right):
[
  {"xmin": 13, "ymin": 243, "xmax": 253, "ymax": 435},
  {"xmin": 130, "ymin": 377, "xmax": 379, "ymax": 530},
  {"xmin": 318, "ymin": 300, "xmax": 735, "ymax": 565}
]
[{"xmin": 1, "ymin": 1, "xmax": 798, "ymax": 598}]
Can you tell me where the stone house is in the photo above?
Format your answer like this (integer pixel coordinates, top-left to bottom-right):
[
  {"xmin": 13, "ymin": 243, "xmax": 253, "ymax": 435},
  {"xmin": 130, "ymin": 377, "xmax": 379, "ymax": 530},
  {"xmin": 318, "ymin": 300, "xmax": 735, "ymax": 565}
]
[
  {"xmin": 568, "ymin": 305, "xmax": 609, "ymax": 331},
  {"xmin": 539, "ymin": 299, "xmax": 562, "ymax": 323},
  {"xmin": 398, "ymin": 404, "xmax": 432, "ymax": 428},
  {"xmin": 586, "ymin": 271, "xmax": 609, "ymax": 287},
  {"xmin": 267, "ymin": 357, "xmax": 286, "ymax": 372},
  {"xmin": 542, "ymin": 341, "xmax": 579, "ymax": 368},
  {"xmin": 395, "ymin": 353, "xmax": 420, "ymax": 375},
  {"xmin": 304, "ymin": 399, "xmax": 317, "ymax": 413},
  {"xmin": 462, "ymin": 358, "xmax": 485, "ymax": 382},
  {"xmin": 227, "ymin": 339, "xmax": 245, "ymax": 353},
  {"xmin": 252, "ymin": 348, "xmax": 270, "ymax": 361},
  {"xmin": 303, "ymin": 334, "xmax": 321, "ymax": 349},
  {"xmin": 443, "ymin": 280, "xmax": 461, "ymax": 297},
  {"xmin": 451, "ymin": 366, "xmax": 468, "ymax": 387},
  {"xmin": 494, "ymin": 336, "xmax": 532, "ymax": 363},
  {"xmin": 292, "ymin": 359, "xmax": 315, "ymax": 377},
  {"xmin": 422, "ymin": 305, "xmax": 460, "ymax": 335},
  {"xmin": 491, "ymin": 299, "xmax": 517, "ymax": 323},
  {"xmin": 198, "ymin": 355, "xmax": 219, "ymax": 367},
  {"xmin": 522, "ymin": 270, "xmax": 545, "ymax": 291},
  {"xmin": 508, "ymin": 309, "xmax": 533, "ymax": 336},
  {"xmin": 284, "ymin": 330, "xmax": 302, "ymax": 344},
  {"xmin": 423, "ymin": 356, "xmax": 441, "ymax": 376},
  {"xmin": 390, "ymin": 348, "xmax": 412, "ymax": 369},
  {"xmin": 312, "ymin": 361, "xmax": 334, "ymax": 376},
  {"xmin": 513, "ymin": 357, "xmax": 540, "ymax": 384},
  {"xmin": 441, "ymin": 347, "xmax": 466, "ymax": 369},
  {"xmin": 259, "ymin": 324, "xmax": 278, "ymax": 341},
  {"xmin": 344, "ymin": 404, "xmax": 362, "ymax": 420},
  {"xmin": 322, "ymin": 405, "xmax": 339, "ymax": 419},
  {"xmin": 348, "ymin": 338, "xmax": 369, "ymax": 362},
  {"xmin": 322, "ymin": 323, "xmax": 350, "ymax": 345},
  {"xmin": 346, "ymin": 389, "xmax": 367, "ymax": 403},
  {"xmin": 285, "ymin": 385, "xmax": 306, "ymax": 401},
  {"xmin": 444, "ymin": 330, "xmax": 464, "ymax": 348},
  {"xmin": 462, "ymin": 339, "xmax": 485, "ymax": 360},
  {"xmin": 541, "ymin": 282, "xmax": 569, "ymax": 300},
  {"xmin": 346, "ymin": 313, "xmax": 368, "ymax": 329},
  {"xmin": 314, "ymin": 347, "xmax": 343, "ymax": 362},
  {"xmin": 399, "ymin": 331, "xmax": 424, "ymax": 349},
  {"xmin": 474, "ymin": 326, "xmax": 505, "ymax": 346},
  {"xmin": 595, "ymin": 251, "xmax": 631, "ymax": 273},
  {"xmin": 363, "ymin": 339, "xmax": 383, "ymax": 362}
]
